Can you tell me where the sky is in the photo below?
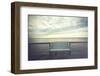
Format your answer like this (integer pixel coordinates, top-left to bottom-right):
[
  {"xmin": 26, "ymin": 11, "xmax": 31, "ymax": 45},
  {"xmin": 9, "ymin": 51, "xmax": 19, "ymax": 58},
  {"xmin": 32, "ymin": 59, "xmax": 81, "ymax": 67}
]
[{"xmin": 28, "ymin": 15, "xmax": 88, "ymax": 38}]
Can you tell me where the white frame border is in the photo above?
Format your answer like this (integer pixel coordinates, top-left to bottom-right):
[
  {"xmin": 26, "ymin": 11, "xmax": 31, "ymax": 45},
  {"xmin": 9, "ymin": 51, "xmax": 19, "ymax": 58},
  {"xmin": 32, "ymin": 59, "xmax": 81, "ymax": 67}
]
[{"xmin": 20, "ymin": 6, "xmax": 95, "ymax": 70}]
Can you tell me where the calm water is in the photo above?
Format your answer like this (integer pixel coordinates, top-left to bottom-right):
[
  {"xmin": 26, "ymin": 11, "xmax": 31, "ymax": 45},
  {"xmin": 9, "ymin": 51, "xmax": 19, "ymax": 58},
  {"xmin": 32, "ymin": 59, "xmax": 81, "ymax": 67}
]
[{"xmin": 28, "ymin": 41, "xmax": 88, "ymax": 60}]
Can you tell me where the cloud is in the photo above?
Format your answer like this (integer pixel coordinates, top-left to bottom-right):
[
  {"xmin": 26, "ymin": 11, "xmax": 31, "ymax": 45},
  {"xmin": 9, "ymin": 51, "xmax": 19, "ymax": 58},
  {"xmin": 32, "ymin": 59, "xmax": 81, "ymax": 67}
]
[{"xmin": 28, "ymin": 15, "xmax": 88, "ymax": 38}]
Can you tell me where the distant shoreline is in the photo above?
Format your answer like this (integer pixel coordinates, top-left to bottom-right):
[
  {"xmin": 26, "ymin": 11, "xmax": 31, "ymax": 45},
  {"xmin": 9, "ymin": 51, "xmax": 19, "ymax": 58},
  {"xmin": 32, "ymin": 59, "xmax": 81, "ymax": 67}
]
[{"xmin": 28, "ymin": 37, "xmax": 88, "ymax": 43}]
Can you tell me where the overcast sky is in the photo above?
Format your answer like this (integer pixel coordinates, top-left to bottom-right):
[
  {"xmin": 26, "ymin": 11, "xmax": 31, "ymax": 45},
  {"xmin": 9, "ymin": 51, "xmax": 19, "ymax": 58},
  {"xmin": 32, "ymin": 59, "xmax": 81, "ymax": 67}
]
[{"xmin": 28, "ymin": 15, "xmax": 88, "ymax": 38}]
